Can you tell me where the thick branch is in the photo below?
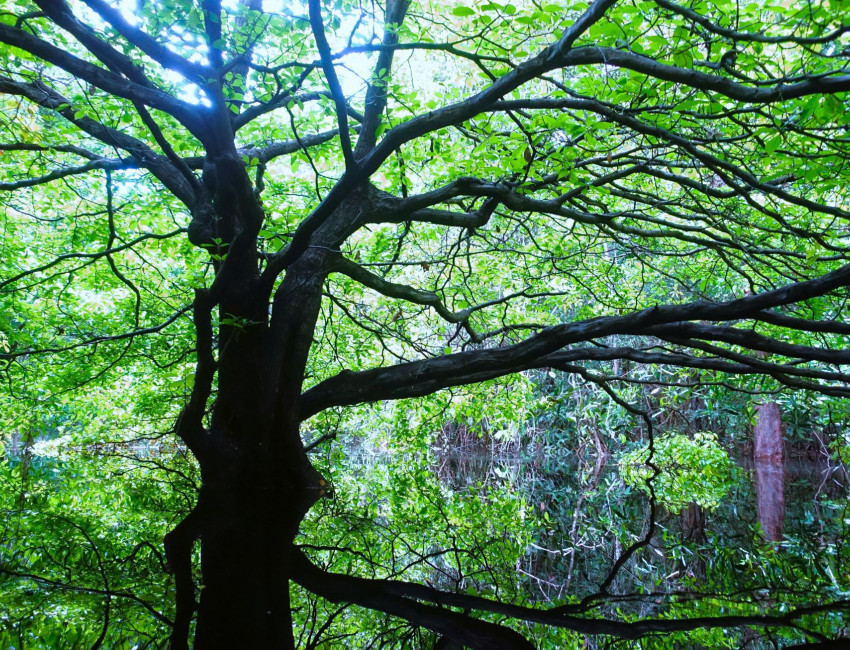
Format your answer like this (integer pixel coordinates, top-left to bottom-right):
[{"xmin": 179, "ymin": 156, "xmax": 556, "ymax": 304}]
[
  {"xmin": 164, "ymin": 505, "xmax": 205, "ymax": 650},
  {"xmin": 0, "ymin": 22, "xmax": 203, "ymax": 134},
  {"xmin": 645, "ymin": 322, "xmax": 850, "ymax": 365},
  {"xmin": 561, "ymin": 46, "xmax": 850, "ymax": 99},
  {"xmin": 79, "ymin": 0, "xmax": 210, "ymax": 81},
  {"xmin": 174, "ymin": 289, "xmax": 216, "ymax": 456},
  {"xmin": 239, "ymin": 128, "xmax": 341, "ymax": 163},
  {"xmin": 34, "ymin": 0, "xmax": 152, "ymax": 85},
  {"xmin": 301, "ymin": 263, "xmax": 850, "ymax": 417},
  {"xmin": 754, "ymin": 310, "xmax": 850, "ymax": 335},
  {"xmin": 0, "ymin": 76, "xmax": 197, "ymax": 208},
  {"xmin": 365, "ymin": 183, "xmax": 500, "ymax": 227},
  {"xmin": 653, "ymin": 0, "xmax": 850, "ymax": 45},
  {"xmin": 291, "ymin": 548, "xmax": 534, "ymax": 650},
  {"xmin": 291, "ymin": 547, "xmax": 849, "ymax": 640},
  {"xmin": 334, "ymin": 256, "xmax": 466, "ymax": 323},
  {"xmin": 353, "ymin": 0, "xmax": 411, "ymax": 158},
  {"xmin": 308, "ymin": 0, "xmax": 355, "ymax": 168}
]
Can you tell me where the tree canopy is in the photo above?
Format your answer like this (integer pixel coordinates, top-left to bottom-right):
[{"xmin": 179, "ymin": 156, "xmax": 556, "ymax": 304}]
[{"xmin": 1, "ymin": 0, "xmax": 850, "ymax": 647}]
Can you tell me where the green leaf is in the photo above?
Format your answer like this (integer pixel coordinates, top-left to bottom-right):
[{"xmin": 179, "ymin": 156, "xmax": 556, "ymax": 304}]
[{"xmin": 763, "ymin": 135, "xmax": 781, "ymax": 154}]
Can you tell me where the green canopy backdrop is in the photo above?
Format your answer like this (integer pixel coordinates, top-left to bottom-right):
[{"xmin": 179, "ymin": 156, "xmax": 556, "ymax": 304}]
[{"xmin": 1, "ymin": 0, "xmax": 850, "ymax": 647}]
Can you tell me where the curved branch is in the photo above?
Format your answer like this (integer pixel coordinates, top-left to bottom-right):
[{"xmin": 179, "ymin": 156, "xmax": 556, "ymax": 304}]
[
  {"xmin": 365, "ymin": 183, "xmax": 500, "ymax": 227},
  {"xmin": 352, "ymin": 0, "xmax": 411, "ymax": 158},
  {"xmin": 0, "ymin": 22, "xmax": 203, "ymax": 133},
  {"xmin": 78, "ymin": 0, "xmax": 210, "ymax": 81},
  {"xmin": 650, "ymin": 337, "xmax": 850, "ymax": 396},
  {"xmin": 0, "ymin": 157, "xmax": 134, "ymax": 190},
  {"xmin": 0, "ymin": 76, "xmax": 198, "ymax": 208},
  {"xmin": 0, "ymin": 568, "xmax": 171, "ymax": 625},
  {"xmin": 653, "ymin": 0, "xmax": 850, "ymax": 45},
  {"xmin": 173, "ymin": 289, "xmax": 216, "ymax": 456},
  {"xmin": 34, "ymin": 0, "xmax": 152, "ymax": 86},
  {"xmin": 164, "ymin": 504, "xmax": 205, "ymax": 650},
  {"xmin": 291, "ymin": 547, "xmax": 534, "ymax": 650},
  {"xmin": 646, "ymin": 321, "xmax": 850, "ymax": 365},
  {"xmin": 240, "ymin": 128, "xmax": 342, "ymax": 163},
  {"xmin": 754, "ymin": 310, "xmax": 850, "ymax": 335},
  {"xmin": 301, "ymin": 263, "xmax": 850, "ymax": 417},
  {"xmin": 0, "ymin": 141, "xmax": 100, "ymax": 159},
  {"xmin": 308, "ymin": 0, "xmax": 355, "ymax": 168},
  {"xmin": 291, "ymin": 547, "xmax": 850, "ymax": 640},
  {"xmin": 552, "ymin": 346, "xmax": 850, "ymax": 386},
  {"xmin": 0, "ymin": 229, "xmax": 185, "ymax": 291},
  {"xmin": 0, "ymin": 305, "xmax": 191, "ymax": 361},
  {"xmin": 334, "ymin": 256, "xmax": 466, "ymax": 324}
]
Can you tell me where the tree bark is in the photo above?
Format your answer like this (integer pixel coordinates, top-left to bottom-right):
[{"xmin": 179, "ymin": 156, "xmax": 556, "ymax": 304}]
[
  {"xmin": 192, "ymin": 474, "xmax": 308, "ymax": 649},
  {"xmin": 173, "ymin": 212, "xmax": 334, "ymax": 647},
  {"xmin": 754, "ymin": 401, "xmax": 784, "ymax": 462},
  {"xmin": 753, "ymin": 401, "xmax": 785, "ymax": 542}
]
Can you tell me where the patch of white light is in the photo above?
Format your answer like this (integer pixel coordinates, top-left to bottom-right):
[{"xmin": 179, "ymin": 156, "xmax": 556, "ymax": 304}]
[
  {"xmin": 258, "ymin": 0, "xmax": 382, "ymax": 98},
  {"xmin": 109, "ymin": 0, "xmax": 211, "ymax": 106},
  {"xmin": 85, "ymin": 0, "xmax": 386, "ymax": 107},
  {"xmin": 115, "ymin": 0, "xmax": 140, "ymax": 26}
]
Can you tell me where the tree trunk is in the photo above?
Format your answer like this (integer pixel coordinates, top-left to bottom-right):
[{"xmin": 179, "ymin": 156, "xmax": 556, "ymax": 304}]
[
  {"xmin": 754, "ymin": 459, "xmax": 785, "ymax": 543},
  {"xmin": 193, "ymin": 491, "xmax": 294, "ymax": 648},
  {"xmin": 187, "ymin": 424, "xmax": 325, "ymax": 648},
  {"xmin": 168, "ymin": 238, "xmax": 333, "ymax": 648},
  {"xmin": 753, "ymin": 401, "xmax": 785, "ymax": 542},
  {"xmin": 753, "ymin": 401, "xmax": 784, "ymax": 462}
]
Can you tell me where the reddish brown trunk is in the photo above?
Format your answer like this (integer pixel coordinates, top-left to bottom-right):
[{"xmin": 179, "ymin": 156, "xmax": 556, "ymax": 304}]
[
  {"xmin": 753, "ymin": 401, "xmax": 784, "ymax": 462},
  {"xmin": 681, "ymin": 502, "xmax": 706, "ymax": 543},
  {"xmin": 753, "ymin": 401, "xmax": 785, "ymax": 542},
  {"xmin": 754, "ymin": 459, "xmax": 785, "ymax": 542}
]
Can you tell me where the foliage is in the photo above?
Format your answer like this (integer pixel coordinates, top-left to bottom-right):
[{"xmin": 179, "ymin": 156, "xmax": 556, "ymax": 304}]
[
  {"xmin": 2, "ymin": 0, "xmax": 850, "ymax": 647},
  {"xmin": 0, "ymin": 449, "xmax": 190, "ymax": 648},
  {"xmin": 620, "ymin": 431, "xmax": 735, "ymax": 511}
]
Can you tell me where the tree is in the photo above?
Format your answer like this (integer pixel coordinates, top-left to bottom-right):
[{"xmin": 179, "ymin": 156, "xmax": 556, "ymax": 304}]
[{"xmin": 1, "ymin": 0, "xmax": 850, "ymax": 647}]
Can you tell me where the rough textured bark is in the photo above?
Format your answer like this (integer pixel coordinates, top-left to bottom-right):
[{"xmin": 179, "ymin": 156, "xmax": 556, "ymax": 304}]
[
  {"xmin": 752, "ymin": 402, "xmax": 785, "ymax": 542},
  {"xmin": 754, "ymin": 402, "xmax": 784, "ymax": 462},
  {"xmin": 755, "ymin": 460, "xmax": 785, "ymax": 543}
]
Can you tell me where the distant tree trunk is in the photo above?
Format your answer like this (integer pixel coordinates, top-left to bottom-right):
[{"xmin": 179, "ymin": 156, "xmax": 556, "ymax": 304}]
[
  {"xmin": 753, "ymin": 402, "xmax": 785, "ymax": 542},
  {"xmin": 680, "ymin": 502, "xmax": 708, "ymax": 580},
  {"xmin": 9, "ymin": 429, "xmax": 21, "ymax": 457},
  {"xmin": 755, "ymin": 461, "xmax": 785, "ymax": 542},
  {"xmin": 753, "ymin": 401, "xmax": 784, "ymax": 462}
]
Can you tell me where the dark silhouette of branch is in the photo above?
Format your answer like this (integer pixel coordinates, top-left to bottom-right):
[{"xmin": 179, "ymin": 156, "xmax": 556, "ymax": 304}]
[
  {"xmin": 302, "ymin": 262, "xmax": 850, "ymax": 417},
  {"xmin": 291, "ymin": 547, "xmax": 535, "ymax": 650},
  {"xmin": 291, "ymin": 546, "xmax": 850, "ymax": 640}
]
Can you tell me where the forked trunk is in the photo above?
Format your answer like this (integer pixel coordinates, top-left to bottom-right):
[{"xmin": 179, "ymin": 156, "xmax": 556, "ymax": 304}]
[{"xmin": 183, "ymin": 247, "xmax": 330, "ymax": 648}]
